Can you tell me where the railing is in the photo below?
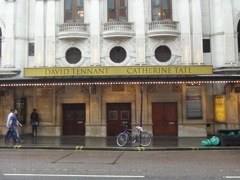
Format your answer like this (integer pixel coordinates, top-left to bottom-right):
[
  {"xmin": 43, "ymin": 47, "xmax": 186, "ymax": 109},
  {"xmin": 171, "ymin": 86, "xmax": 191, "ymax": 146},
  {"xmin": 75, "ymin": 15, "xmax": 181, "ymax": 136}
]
[
  {"xmin": 147, "ymin": 21, "xmax": 179, "ymax": 36},
  {"xmin": 103, "ymin": 22, "xmax": 134, "ymax": 32},
  {"xmin": 58, "ymin": 23, "xmax": 89, "ymax": 33}
]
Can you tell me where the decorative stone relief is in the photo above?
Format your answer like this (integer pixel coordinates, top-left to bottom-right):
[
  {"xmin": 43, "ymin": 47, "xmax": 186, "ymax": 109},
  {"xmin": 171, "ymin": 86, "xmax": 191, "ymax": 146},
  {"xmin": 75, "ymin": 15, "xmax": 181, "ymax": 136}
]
[
  {"xmin": 156, "ymin": 84, "xmax": 172, "ymax": 92},
  {"xmin": 126, "ymin": 85, "xmax": 136, "ymax": 92},
  {"xmin": 145, "ymin": 37, "xmax": 182, "ymax": 66},
  {"xmin": 172, "ymin": 84, "xmax": 182, "ymax": 93},
  {"xmin": 55, "ymin": 39, "xmax": 91, "ymax": 67},
  {"xmin": 147, "ymin": 85, "xmax": 156, "ymax": 93},
  {"xmin": 55, "ymin": 86, "xmax": 65, "ymax": 95},
  {"xmin": 101, "ymin": 85, "xmax": 111, "ymax": 93},
  {"xmin": 81, "ymin": 86, "xmax": 90, "ymax": 94},
  {"xmin": 100, "ymin": 38, "xmax": 136, "ymax": 66}
]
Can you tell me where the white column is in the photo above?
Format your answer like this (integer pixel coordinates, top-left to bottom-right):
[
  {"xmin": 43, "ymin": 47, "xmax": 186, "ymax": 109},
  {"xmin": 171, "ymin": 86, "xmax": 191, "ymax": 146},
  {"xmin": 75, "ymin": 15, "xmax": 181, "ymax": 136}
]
[
  {"xmin": 135, "ymin": 0, "xmax": 145, "ymax": 64},
  {"xmin": 223, "ymin": 0, "xmax": 235, "ymax": 65},
  {"xmin": 172, "ymin": 0, "xmax": 179, "ymax": 21},
  {"xmin": 90, "ymin": 0, "xmax": 100, "ymax": 65},
  {"xmin": 34, "ymin": 0, "xmax": 45, "ymax": 67},
  {"xmin": 45, "ymin": 0, "xmax": 56, "ymax": 67},
  {"xmin": 15, "ymin": 0, "xmax": 27, "ymax": 74},
  {"xmin": 210, "ymin": 0, "xmax": 225, "ymax": 67},
  {"xmin": 191, "ymin": 0, "xmax": 203, "ymax": 64},
  {"xmin": 179, "ymin": 0, "xmax": 192, "ymax": 64},
  {"xmin": 3, "ymin": 1, "xmax": 15, "ymax": 68},
  {"xmin": 234, "ymin": 32, "xmax": 239, "ymax": 64}
]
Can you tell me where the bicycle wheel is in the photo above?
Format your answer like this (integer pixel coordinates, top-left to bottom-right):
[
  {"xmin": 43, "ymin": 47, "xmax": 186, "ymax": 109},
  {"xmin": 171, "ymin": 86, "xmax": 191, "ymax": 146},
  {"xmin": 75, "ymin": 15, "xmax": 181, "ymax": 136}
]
[
  {"xmin": 138, "ymin": 132, "xmax": 152, "ymax": 147},
  {"xmin": 116, "ymin": 133, "xmax": 128, "ymax": 147}
]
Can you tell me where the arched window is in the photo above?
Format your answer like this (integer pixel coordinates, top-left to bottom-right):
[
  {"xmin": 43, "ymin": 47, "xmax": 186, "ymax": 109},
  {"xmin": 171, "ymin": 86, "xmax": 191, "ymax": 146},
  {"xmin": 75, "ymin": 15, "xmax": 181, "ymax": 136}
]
[
  {"xmin": 108, "ymin": 0, "xmax": 128, "ymax": 22},
  {"xmin": 64, "ymin": 0, "xmax": 84, "ymax": 23},
  {"xmin": 151, "ymin": 0, "xmax": 172, "ymax": 21},
  {"xmin": 237, "ymin": 21, "xmax": 240, "ymax": 52}
]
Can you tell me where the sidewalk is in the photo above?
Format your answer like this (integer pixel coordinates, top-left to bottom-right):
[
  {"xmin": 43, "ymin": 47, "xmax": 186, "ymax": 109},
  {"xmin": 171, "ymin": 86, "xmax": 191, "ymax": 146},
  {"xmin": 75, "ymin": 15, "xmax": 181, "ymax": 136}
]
[{"xmin": 0, "ymin": 135, "xmax": 240, "ymax": 151}]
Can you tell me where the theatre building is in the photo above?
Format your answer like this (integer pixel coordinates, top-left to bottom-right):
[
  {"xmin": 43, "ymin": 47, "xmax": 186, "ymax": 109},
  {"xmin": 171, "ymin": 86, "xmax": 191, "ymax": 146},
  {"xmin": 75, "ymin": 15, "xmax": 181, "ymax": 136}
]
[{"xmin": 0, "ymin": 0, "xmax": 240, "ymax": 137}]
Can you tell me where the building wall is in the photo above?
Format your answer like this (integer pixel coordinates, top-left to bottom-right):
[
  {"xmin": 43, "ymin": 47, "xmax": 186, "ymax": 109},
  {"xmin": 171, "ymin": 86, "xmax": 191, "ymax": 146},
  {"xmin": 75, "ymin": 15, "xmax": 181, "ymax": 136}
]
[{"xmin": 0, "ymin": 0, "xmax": 240, "ymax": 137}]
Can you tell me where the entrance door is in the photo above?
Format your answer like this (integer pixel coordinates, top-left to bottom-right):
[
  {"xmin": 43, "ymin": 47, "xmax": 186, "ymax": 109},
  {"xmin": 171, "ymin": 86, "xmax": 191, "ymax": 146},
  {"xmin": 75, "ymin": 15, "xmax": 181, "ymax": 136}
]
[
  {"xmin": 107, "ymin": 103, "xmax": 131, "ymax": 136},
  {"xmin": 152, "ymin": 102, "xmax": 178, "ymax": 136},
  {"xmin": 62, "ymin": 103, "xmax": 85, "ymax": 136}
]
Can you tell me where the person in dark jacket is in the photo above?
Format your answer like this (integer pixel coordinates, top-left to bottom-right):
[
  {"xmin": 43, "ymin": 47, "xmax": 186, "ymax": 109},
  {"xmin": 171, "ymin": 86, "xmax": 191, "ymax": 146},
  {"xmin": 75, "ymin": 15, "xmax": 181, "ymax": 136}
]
[{"xmin": 30, "ymin": 109, "xmax": 39, "ymax": 137}]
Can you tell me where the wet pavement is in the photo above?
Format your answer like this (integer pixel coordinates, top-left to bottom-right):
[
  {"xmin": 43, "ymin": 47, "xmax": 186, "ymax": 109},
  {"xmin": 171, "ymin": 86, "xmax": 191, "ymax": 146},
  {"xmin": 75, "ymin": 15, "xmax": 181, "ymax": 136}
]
[{"xmin": 0, "ymin": 135, "xmax": 240, "ymax": 151}]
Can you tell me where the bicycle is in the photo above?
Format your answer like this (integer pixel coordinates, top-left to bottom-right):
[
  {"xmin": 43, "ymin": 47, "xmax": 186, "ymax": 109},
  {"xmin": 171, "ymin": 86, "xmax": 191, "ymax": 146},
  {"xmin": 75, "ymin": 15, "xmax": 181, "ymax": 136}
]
[{"xmin": 116, "ymin": 126, "xmax": 152, "ymax": 147}]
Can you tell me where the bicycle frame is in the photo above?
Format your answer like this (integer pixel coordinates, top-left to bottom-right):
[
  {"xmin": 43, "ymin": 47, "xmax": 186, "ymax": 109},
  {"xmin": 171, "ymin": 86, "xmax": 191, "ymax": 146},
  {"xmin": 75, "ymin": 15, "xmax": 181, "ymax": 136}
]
[
  {"xmin": 123, "ymin": 127, "xmax": 133, "ymax": 139},
  {"xmin": 116, "ymin": 125, "xmax": 152, "ymax": 147}
]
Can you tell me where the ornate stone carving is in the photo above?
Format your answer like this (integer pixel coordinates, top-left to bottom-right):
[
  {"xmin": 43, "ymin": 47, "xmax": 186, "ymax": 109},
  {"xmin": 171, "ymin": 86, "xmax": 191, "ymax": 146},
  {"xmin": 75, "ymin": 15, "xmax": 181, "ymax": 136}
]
[
  {"xmin": 126, "ymin": 85, "xmax": 136, "ymax": 92},
  {"xmin": 147, "ymin": 85, "xmax": 156, "ymax": 92},
  {"xmin": 55, "ymin": 39, "xmax": 90, "ymax": 67},
  {"xmin": 145, "ymin": 37, "xmax": 182, "ymax": 66}
]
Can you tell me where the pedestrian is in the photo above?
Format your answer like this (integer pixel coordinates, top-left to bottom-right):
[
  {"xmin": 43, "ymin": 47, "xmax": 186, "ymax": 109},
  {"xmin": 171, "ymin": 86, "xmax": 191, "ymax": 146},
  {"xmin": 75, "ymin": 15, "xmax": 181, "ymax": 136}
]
[
  {"xmin": 4, "ymin": 109, "xmax": 16, "ymax": 143},
  {"xmin": 30, "ymin": 109, "xmax": 39, "ymax": 137},
  {"xmin": 8, "ymin": 109, "xmax": 22, "ymax": 143}
]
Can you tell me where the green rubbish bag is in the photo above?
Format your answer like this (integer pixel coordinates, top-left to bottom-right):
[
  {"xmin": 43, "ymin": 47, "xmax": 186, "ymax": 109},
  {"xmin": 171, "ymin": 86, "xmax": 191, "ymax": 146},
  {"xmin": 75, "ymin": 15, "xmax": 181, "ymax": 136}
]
[
  {"xmin": 228, "ymin": 132, "xmax": 236, "ymax": 136},
  {"xmin": 201, "ymin": 139, "xmax": 212, "ymax": 146},
  {"xmin": 210, "ymin": 136, "xmax": 220, "ymax": 146}
]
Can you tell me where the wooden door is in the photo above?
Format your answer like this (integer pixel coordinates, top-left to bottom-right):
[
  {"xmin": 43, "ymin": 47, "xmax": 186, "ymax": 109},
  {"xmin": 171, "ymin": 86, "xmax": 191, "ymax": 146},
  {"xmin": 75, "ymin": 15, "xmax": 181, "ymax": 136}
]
[
  {"xmin": 62, "ymin": 103, "xmax": 85, "ymax": 136},
  {"xmin": 107, "ymin": 103, "xmax": 131, "ymax": 136},
  {"xmin": 152, "ymin": 102, "xmax": 178, "ymax": 136}
]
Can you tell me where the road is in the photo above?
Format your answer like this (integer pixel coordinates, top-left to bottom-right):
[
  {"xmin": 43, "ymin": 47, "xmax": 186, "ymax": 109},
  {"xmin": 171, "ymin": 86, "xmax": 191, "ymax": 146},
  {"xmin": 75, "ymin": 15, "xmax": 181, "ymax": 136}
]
[{"xmin": 0, "ymin": 149, "xmax": 239, "ymax": 180}]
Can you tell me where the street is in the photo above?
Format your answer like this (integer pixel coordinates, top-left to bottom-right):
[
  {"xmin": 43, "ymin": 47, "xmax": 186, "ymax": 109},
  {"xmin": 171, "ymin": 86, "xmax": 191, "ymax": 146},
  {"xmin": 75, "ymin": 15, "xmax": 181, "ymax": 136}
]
[{"xmin": 0, "ymin": 149, "xmax": 239, "ymax": 180}]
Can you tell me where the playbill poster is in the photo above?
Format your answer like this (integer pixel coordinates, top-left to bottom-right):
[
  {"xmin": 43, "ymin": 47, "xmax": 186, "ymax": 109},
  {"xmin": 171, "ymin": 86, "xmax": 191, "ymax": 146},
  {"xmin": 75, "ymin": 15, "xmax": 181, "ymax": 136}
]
[{"xmin": 186, "ymin": 86, "xmax": 202, "ymax": 119}]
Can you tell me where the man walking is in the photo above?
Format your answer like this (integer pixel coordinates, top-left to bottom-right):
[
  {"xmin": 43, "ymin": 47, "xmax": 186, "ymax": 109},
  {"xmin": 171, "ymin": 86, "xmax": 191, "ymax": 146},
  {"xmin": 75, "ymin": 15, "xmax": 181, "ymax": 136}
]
[
  {"xmin": 4, "ymin": 109, "xmax": 15, "ymax": 143},
  {"xmin": 8, "ymin": 109, "xmax": 22, "ymax": 143}
]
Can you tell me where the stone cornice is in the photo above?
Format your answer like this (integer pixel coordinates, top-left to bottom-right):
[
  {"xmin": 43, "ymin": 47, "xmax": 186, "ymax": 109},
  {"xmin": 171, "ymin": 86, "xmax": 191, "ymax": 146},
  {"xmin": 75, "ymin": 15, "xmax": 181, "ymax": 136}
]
[
  {"xmin": 5, "ymin": 0, "xmax": 15, "ymax": 3},
  {"xmin": 0, "ymin": 68, "xmax": 21, "ymax": 77}
]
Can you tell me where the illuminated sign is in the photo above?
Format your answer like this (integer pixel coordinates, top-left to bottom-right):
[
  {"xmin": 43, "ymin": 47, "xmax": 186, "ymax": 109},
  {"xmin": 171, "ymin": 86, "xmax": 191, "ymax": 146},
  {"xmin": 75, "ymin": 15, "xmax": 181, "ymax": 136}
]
[
  {"xmin": 24, "ymin": 66, "xmax": 213, "ymax": 77},
  {"xmin": 214, "ymin": 95, "xmax": 227, "ymax": 123}
]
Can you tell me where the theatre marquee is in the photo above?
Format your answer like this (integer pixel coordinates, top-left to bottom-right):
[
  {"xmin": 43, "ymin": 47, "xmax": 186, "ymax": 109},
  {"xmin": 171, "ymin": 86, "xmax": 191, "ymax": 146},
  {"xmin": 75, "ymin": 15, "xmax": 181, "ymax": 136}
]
[{"xmin": 24, "ymin": 66, "xmax": 213, "ymax": 77}]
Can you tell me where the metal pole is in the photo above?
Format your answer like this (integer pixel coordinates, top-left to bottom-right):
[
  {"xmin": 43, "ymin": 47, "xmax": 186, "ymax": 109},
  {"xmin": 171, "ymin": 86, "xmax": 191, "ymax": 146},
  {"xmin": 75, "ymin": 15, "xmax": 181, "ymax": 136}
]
[{"xmin": 140, "ymin": 85, "xmax": 143, "ymax": 127}]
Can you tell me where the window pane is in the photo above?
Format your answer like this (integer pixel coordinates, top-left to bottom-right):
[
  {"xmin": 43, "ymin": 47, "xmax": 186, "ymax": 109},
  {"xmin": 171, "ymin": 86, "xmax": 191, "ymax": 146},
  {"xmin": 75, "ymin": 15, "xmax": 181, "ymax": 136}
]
[
  {"xmin": 65, "ymin": 0, "xmax": 73, "ymax": 23},
  {"xmin": 119, "ymin": 0, "xmax": 127, "ymax": 22},
  {"xmin": 108, "ymin": 0, "xmax": 116, "ymax": 21},
  {"xmin": 203, "ymin": 39, "xmax": 211, "ymax": 53},
  {"xmin": 76, "ymin": 0, "xmax": 83, "ymax": 6},
  {"xmin": 65, "ymin": 0, "xmax": 84, "ymax": 23},
  {"xmin": 151, "ymin": 0, "xmax": 171, "ymax": 20},
  {"xmin": 152, "ymin": 0, "xmax": 161, "ymax": 21},
  {"xmin": 163, "ymin": 0, "xmax": 169, "ymax": 9},
  {"xmin": 28, "ymin": 43, "xmax": 35, "ymax": 56},
  {"xmin": 108, "ymin": 0, "xmax": 128, "ymax": 22},
  {"xmin": 108, "ymin": 0, "xmax": 115, "ymax": 10},
  {"xmin": 162, "ymin": 0, "xmax": 171, "ymax": 19},
  {"xmin": 76, "ymin": 0, "xmax": 84, "ymax": 23}
]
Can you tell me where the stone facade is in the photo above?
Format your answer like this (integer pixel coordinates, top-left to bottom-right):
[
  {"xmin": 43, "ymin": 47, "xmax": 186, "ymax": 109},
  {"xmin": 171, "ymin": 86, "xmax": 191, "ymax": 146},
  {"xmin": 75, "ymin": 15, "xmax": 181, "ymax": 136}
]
[{"xmin": 0, "ymin": 0, "xmax": 240, "ymax": 137}]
